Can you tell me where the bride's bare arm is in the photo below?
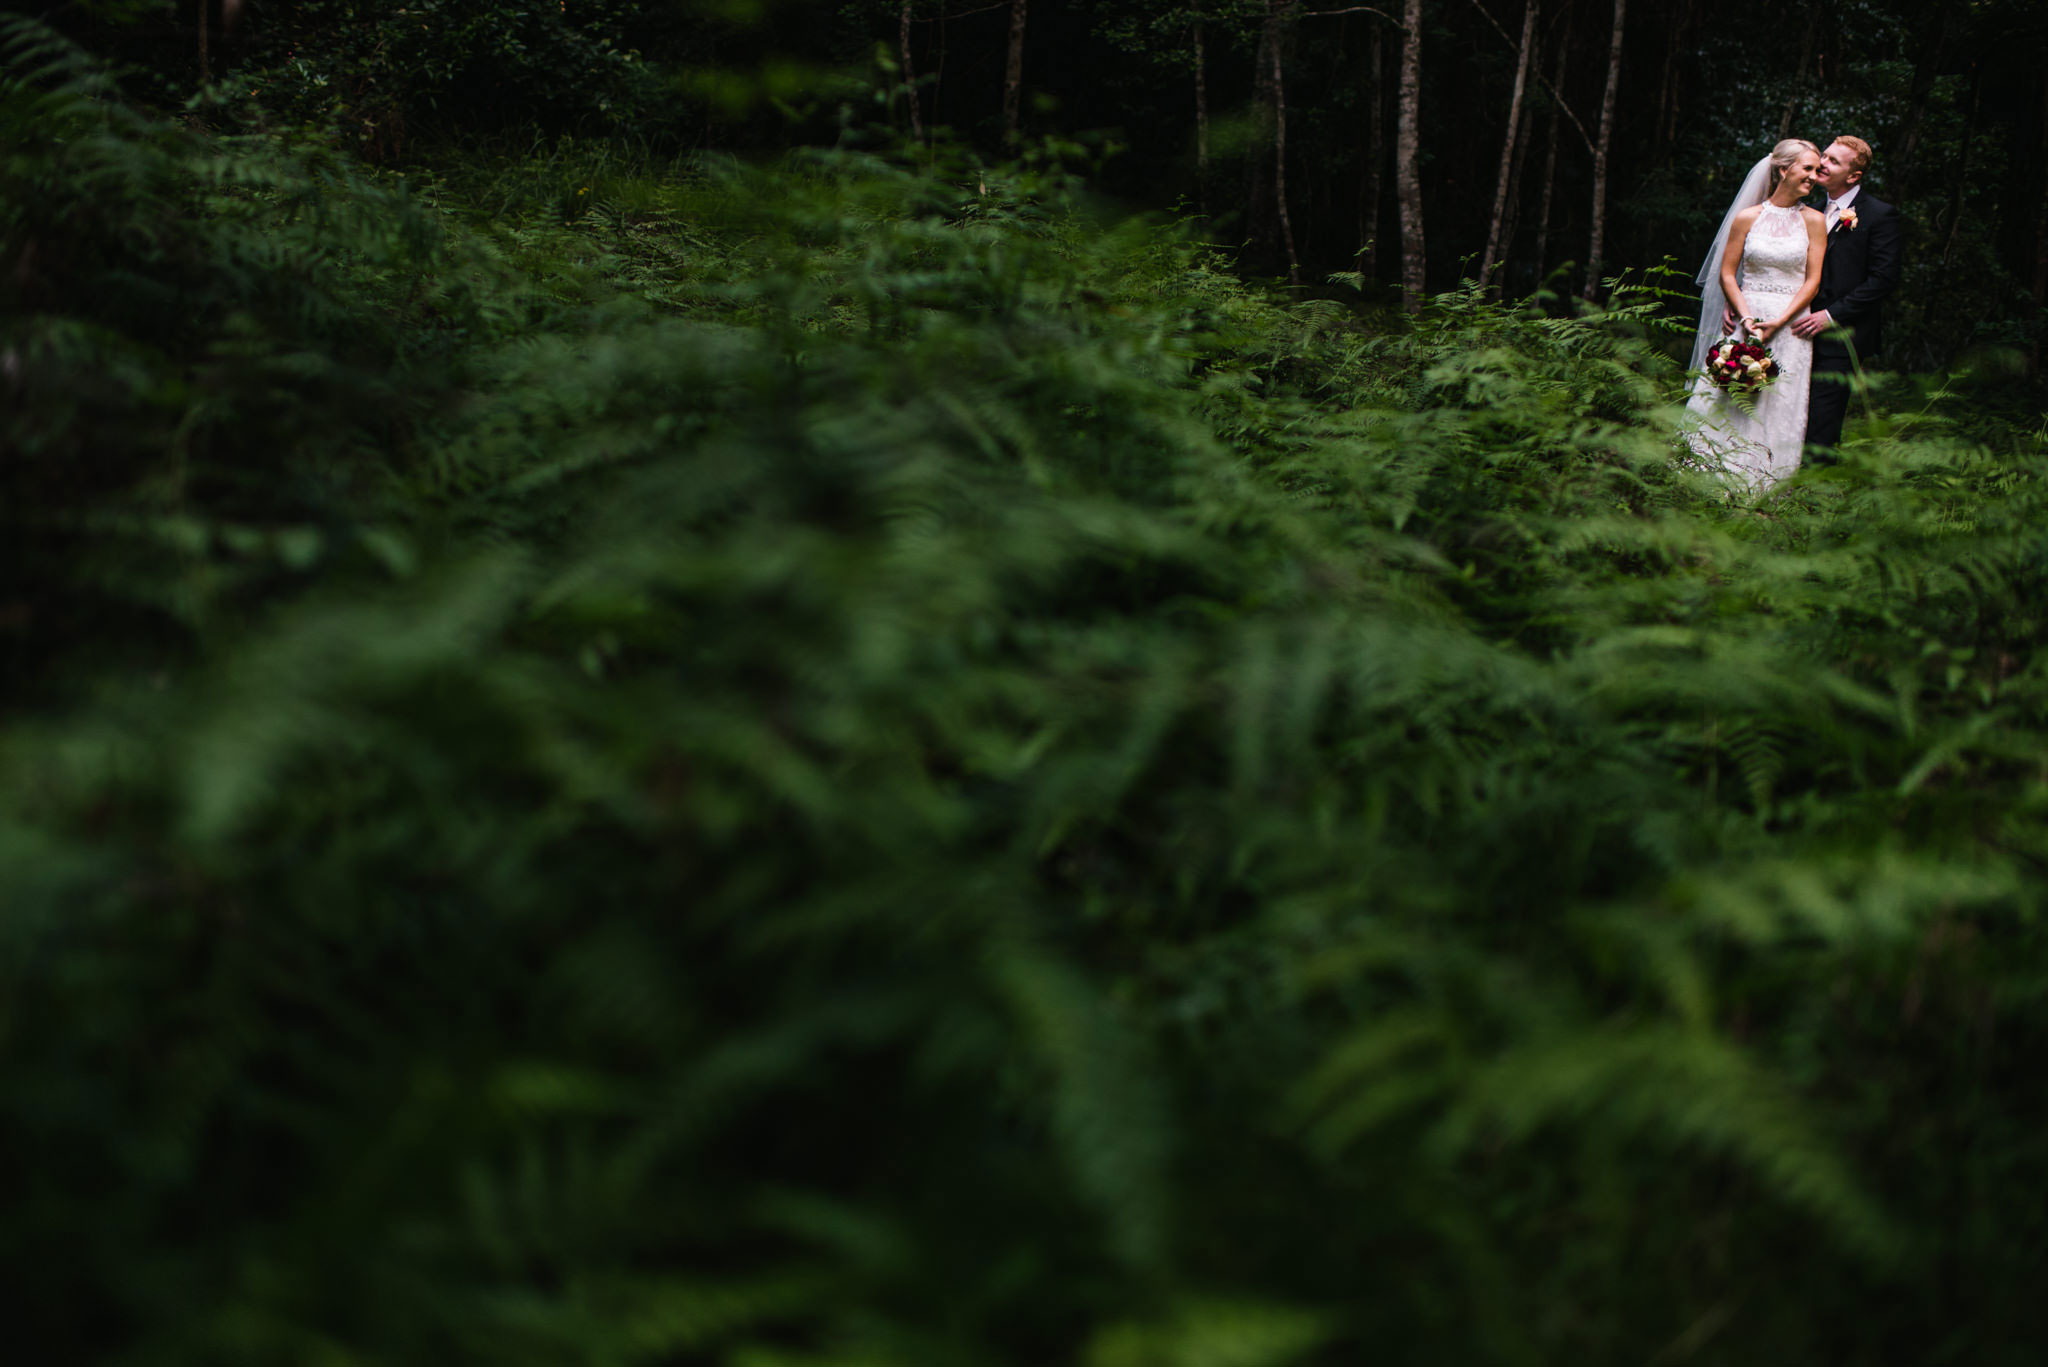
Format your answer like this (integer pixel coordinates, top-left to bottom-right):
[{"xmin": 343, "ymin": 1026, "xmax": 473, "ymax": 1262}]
[{"xmin": 1719, "ymin": 207, "xmax": 1759, "ymax": 331}]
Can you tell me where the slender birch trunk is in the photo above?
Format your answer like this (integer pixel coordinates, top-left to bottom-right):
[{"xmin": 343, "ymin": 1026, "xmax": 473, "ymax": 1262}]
[
  {"xmin": 1481, "ymin": 0, "xmax": 1538, "ymax": 293},
  {"xmin": 1396, "ymin": 0, "xmax": 1425, "ymax": 312},
  {"xmin": 1004, "ymin": 0, "xmax": 1026, "ymax": 146},
  {"xmin": 899, "ymin": 0, "xmax": 923, "ymax": 143},
  {"xmin": 1582, "ymin": 0, "xmax": 1625, "ymax": 300},
  {"xmin": 1496, "ymin": 55, "xmax": 1538, "ymax": 295}
]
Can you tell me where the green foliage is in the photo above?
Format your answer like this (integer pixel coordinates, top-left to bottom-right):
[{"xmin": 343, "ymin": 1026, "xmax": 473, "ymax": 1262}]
[
  {"xmin": 222, "ymin": 0, "xmax": 658, "ymax": 151},
  {"xmin": 1086, "ymin": 0, "xmax": 1267, "ymax": 70},
  {"xmin": 10, "ymin": 26, "xmax": 2048, "ymax": 1366},
  {"xmin": 0, "ymin": 16, "xmax": 480, "ymax": 691}
]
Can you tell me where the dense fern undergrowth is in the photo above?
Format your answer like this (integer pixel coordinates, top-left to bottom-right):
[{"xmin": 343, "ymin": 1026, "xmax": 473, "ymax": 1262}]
[{"xmin": 12, "ymin": 20, "xmax": 2048, "ymax": 1365}]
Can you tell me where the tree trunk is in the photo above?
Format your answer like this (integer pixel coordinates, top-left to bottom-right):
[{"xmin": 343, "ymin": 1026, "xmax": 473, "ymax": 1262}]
[
  {"xmin": 1004, "ymin": 0, "xmax": 1026, "ymax": 146},
  {"xmin": 1358, "ymin": 22, "xmax": 1384, "ymax": 277},
  {"xmin": 1775, "ymin": 0, "xmax": 1822, "ymax": 141},
  {"xmin": 899, "ymin": 0, "xmax": 923, "ymax": 143},
  {"xmin": 197, "ymin": 0, "xmax": 209, "ymax": 84},
  {"xmin": 1396, "ymin": 0, "xmax": 1425, "ymax": 311},
  {"xmin": 1497, "ymin": 51, "xmax": 1539, "ymax": 295},
  {"xmin": 1270, "ymin": 0, "xmax": 1303, "ymax": 287},
  {"xmin": 1582, "ymin": 0, "xmax": 1625, "ymax": 300},
  {"xmin": 1194, "ymin": 22, "xmax": 1210, "ymax": 217},
  {"xmin": 1481, "ymin": 0, "xmax": 1538, "ymax": 294},
  {"xmin": 1534, "ymin": 27, "xmax": 1567, "ymax": 283}
]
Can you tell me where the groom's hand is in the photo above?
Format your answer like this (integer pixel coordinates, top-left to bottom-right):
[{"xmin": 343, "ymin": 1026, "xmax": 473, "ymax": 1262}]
[{"xmin": 1790, "ymin": 309, "xmax": 1833, "ymax": 339}]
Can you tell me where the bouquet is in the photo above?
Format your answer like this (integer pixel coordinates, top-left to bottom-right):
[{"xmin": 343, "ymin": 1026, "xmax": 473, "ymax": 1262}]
[{"xmin": 1702, "ymin": 335, "xmax": 1780, "ymax": 395}]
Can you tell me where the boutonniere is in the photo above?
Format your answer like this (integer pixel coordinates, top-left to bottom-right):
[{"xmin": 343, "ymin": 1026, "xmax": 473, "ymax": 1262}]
[{"xmin": 1837, "ymin": 207, "xmax": 1859, "ymax": 232}]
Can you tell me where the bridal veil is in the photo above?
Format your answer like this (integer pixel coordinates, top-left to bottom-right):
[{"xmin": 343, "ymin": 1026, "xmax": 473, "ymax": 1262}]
[{"xmin": 1690, "ymin": 155, "xmax": 1776, "ymax": 375}]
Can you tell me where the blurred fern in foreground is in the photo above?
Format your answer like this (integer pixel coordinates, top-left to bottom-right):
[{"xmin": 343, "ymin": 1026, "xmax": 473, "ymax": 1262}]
[{"xmin": 8, "ymin": 22, "xmax": 2048, "ymax": 1365}]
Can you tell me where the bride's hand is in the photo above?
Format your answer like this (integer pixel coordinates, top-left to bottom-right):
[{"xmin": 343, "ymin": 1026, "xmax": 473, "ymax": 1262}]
[{"xmin": 1751, "ymin": 318, "xmax": 1783, "ymax": 343}]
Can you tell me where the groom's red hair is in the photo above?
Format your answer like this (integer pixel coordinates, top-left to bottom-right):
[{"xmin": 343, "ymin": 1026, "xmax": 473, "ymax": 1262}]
[{"xmin": 1832, "ymin": 136, "xmax": 1873, "ymax": 174}]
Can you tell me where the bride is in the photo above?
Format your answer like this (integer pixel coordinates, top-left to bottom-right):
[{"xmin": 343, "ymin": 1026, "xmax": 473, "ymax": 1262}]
[{"xmin": 1684, "ymin": 140, "xmax": 1827, "ymax": 490}]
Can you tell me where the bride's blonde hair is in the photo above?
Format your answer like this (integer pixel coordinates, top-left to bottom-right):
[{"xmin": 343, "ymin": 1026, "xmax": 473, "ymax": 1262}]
[{"xmin": 1767, "ymin": 139, "xmax": 1821, "ymax": 194}]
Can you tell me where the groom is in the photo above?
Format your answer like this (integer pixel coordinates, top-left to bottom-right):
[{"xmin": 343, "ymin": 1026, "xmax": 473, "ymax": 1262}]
[{"xmin": 1787, "ymin": 136, "xmax": 1904, "ymax": 455}]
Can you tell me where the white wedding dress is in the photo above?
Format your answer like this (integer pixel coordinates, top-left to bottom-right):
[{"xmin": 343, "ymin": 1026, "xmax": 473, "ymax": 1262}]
[{"xmin": 1684, "ymin": 202, "xmax": 1813, "ymax": 491}]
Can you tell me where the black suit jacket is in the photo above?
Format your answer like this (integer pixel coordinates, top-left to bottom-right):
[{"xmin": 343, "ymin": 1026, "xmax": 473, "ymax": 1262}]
[{"xmin": 1810, "ymin": 191, "xmax": 1903, "ymax": 360}]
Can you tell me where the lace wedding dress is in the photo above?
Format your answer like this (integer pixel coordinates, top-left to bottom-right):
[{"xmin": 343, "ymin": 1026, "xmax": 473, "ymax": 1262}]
[{"xmin": 1684, "ymin": 202, "xmax": 1812, "ymax": 491}]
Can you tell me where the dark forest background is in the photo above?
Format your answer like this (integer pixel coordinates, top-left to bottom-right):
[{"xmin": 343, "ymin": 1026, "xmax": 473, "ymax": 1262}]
[{"xmin": 26, "ymin": 0, "xmax": 2048, "ymax": 368}]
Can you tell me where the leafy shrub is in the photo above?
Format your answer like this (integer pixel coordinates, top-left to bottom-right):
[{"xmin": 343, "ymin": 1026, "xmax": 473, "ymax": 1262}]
[
  {"xmin": 224, "ymin": 0, "xmax": 659, "ymax": 153},
  {"xmin": 0, "ymin": 16, "xmax": 559, "ymax": 693}
]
